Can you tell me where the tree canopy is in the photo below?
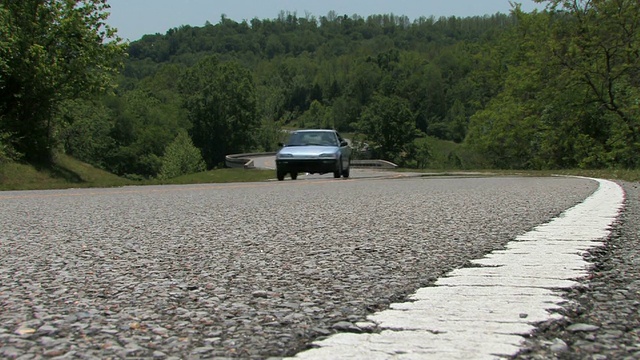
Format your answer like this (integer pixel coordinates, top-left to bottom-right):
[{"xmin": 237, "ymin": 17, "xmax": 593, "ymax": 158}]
[
  {"xmin": 0, "ymin": 0, "xmax": 127, "ymax": 163},
  {"xmin": 467, "ymin": 0, "xmax": 640, "ymax": 169},
  {"xmin": 180, "ymin": 56, "xmax": 259, "ymax": 168},
  {"xmin": 2, "ymin": 1, "xmax": 639, "ymax": 177}
]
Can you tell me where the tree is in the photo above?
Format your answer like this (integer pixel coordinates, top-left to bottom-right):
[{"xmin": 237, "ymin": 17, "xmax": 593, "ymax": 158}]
[
  {"xmin": 357, "ymin": 94, "xmax": 417, "ymax": 163},
  {"xmin": 538, "ymin": 0, "xmax": 640, "ymax": 168},
  {"xmin": 158, "ymin": 130, "xmax": 206, "ymax": 179},
  {"xmin": 413, "ymin": 138, "xmax": 432, "ymax": 169},
  {"xmin": 0, "ymin": 131, "xmax": 21, "ymax": 163},
  {"xmin": 0, "ymin": 0, "xmax": 127, "ymax": 163},
  {"xmin": 299, "ymin": 100, "xmax": 331, "ymax": 128},
  {"xmin": 446, "ymin": 99, "xmax": 468, "ymax": 143},
  {"xmin": 105, "ymin": 89, "xmax": 185, "ymax": 178},
  {"xmin": 57, "ymin": 98, "xmax": 115, "ymax": 169},
  {"xmin": 180, "ymin": 56, "xmax": 259, "ymax": 168},
  {"xmin": 466, "ymin": 92, "xmax": 541, "ymax": 169},
  {"xmin": 465, "ymin": 8, "xmax": 554, "ymax": 169},
  {"xmin": 467, "ymin": 1, "xmax": 640, "ymax": 169}
]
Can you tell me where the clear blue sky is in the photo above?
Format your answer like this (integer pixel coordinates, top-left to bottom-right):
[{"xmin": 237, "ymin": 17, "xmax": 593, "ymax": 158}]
[{"xmin": 105, "ymin": 0, "xmax": 544, "ymax": 41}]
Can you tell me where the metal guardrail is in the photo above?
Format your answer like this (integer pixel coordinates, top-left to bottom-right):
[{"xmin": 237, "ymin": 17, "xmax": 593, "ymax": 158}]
[
  {"xmin": 225, "ymin": 152, "xmax": 276, "ymax": 169},
  {"xmin": 225, "ymin": 153, "xmax": 398, "ymax": 170},
  {"xmin": 351, "ymin": 160, "xmax": 398, "ymax": 169}
]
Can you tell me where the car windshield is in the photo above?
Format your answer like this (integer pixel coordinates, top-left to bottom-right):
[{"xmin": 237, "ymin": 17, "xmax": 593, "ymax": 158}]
[{"xmin": 286, "ymin": 131, "xmax": 338, "ymax": 146}]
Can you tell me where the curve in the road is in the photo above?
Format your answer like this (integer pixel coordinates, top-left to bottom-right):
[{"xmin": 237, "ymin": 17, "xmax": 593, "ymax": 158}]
[{"xmin": 289, "ymin": 177, "xmax": 625, "ymax": 360}]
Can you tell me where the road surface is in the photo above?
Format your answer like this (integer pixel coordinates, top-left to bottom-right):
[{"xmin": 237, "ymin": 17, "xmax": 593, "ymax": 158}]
[{"xmin": 0, "ymin": 175, "xmax": 623, "ymax": 359}]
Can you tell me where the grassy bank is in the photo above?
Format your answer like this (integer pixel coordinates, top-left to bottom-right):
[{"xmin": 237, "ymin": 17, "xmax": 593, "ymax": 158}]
[
  {"xmin": 417, "ymin": 137, "xmax": 640, "ymax": 182},
  {"xmin": 402, "ymin": 168, "xmax": 640, "ymax": 183},
  {"xmin": 1, "ymin": 153, "xmax": 638, "ymax": 191},
  {"xmin": 0, "ymin": 154, "xmax": 274, "ymax": 191}
]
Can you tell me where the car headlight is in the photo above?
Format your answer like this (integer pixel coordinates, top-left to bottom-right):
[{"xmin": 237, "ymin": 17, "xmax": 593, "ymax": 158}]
[
  {"xmin": 277, "ymin": 153, "xmax": 294, "ymax": 159},
  {"xmin": 319, "ymin": 153, "xmax": 338, "ymax": 159}
]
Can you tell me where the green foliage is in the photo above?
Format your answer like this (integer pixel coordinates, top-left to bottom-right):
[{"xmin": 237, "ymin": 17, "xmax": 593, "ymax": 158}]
[
  {"xmin": 158, "ymin": 168, "xmax": 274, "ymax": 185},
  {"xmin": 466, "ymin": 97, "xmax": 540, "ymax": 169},
  {"xmin": 445, "ymin": 100, "xmax": 469, "ymax": 143},
  {"xmin": 125, "ymin": 12, "xmax": 516, "ymax": 137},
  {"xmin": 0, "ymin": 154, "xmax": 275, "ymax": 190},
  {"xmin": 0, "ymin": 6, "xmax": 12, "ymax": 85},
  {"xmin": 298, "ymin": 100, "xmax": 332, "ymax": 128},
  {"xmin": 8, "ymin": 2, "xmax": 637, "ymax": 175},
  {"xmin": 466, "ymin": 1, "xmax": 640, "ymax": 169},
  {"xmin": 88, "ymin": 63, "xmax": 191, "ymax": 178},
  {"xmin": 0, "ymin": 131, "xmax": 21, "ymax": 163},
  {"xmin": 412, "ymin": 137, "xmax": 432, "ymax": 169},
  {"xmin": 0, "ymin": 154, "xmax": 131, "ymax": 190},
  {"xmin": 180, "ymin": 56, "xmax": 259, "ymax": 168},
  {"xmin": 103, "ymin": 90, "xmax": 180, "ymax": 177},
  {"xmin": 103, "ymin": 11, "xmax": 528, "ymax": 174},
  {"xmin": 548, "ymin": 0, "xmax": 640, "ymax": 168},
  {"xmin": 57, "ymin": 99, "xmax": 116, "ymax": 169},
  {"xmin": 158, "ymin": 130, "xmax": 206, "ymax": 179},
  {"xmin": 254, "ymin": 118, "xmax": 284, "ymax": 152},
  {"xmin": 414, "ymin": 136, "xmax": 487, "ymax": 170},
  {"xmin": 357, "ymin": 94, "xmax": 418, "ymax": 164},
  {"xmin": 0, "ymin": 0, "xmax": 127, "ymax": 163}
]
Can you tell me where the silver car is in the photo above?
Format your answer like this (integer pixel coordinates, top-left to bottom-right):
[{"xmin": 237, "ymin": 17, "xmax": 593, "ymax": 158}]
[{"xmin": 275, "ymin": 129, "xmax": 351, "ymax": 181}]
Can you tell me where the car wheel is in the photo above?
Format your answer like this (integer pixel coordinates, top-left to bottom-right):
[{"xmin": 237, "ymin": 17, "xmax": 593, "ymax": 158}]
[
  {"xmin": 333, "ymin": 159, "xmax": 342, "ymax": 178},
  {"xmin": 342, "ymin": 161, "xmax": 350, "ymax": 178},
  {"xmin": 290, "ymin": 172, "xmax": 298, "ymax": 180},
  {"xmin": 277, "ymin": 170, "xmax": 285, "ymax": 181}
]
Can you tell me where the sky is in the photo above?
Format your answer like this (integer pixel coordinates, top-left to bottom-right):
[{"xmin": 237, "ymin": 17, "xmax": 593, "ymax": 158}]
[{"xmin": 105, "ymin": 0, "xmax": 544, "ymax": 41}]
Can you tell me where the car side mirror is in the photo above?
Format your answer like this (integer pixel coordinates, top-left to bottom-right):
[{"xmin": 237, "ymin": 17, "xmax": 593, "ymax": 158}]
[
  {"xmin": 278, "ymin": 142, "xmax": 284, "ymax": 147},
  {"xmin": 340, "ymin": 140, "xmax": 348, "ymax": 147}
]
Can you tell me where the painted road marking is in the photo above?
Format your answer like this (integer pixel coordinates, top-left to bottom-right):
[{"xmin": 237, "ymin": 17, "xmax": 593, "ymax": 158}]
[{"xmin": 289, "ymin": 177, "xmax": 625, "ymax": 360}]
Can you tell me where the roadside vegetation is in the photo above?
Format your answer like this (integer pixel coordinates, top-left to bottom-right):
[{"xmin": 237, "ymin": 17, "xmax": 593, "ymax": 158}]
[
  {"xmin": 1, "ymin": 146, "xmax": 637, "ymax": 192},
  {"xmin": 1, "ymin": 1, "xmax": 638, "ymax": 188},
  {"xmin": 0, "ymin": 154, "xmax": 274, "ymax": 191}
]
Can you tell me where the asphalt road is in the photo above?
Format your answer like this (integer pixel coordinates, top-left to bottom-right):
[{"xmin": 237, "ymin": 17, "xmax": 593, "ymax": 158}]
[
  {"xmin": 251, "ymin": 156, "xmax": 276, "ymax": 170},
  {"xmin": 0, "ymin": 174, "xmax": 606, "ymax": 358},
  {"xmin": 251, "ymin": 155, "xmax": 412, "ymax": 181}
]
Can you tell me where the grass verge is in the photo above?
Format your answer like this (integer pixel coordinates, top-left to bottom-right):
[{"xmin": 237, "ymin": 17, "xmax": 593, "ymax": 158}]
[
  {"xmin": 150, "ymin": 168, "xmax": 275, "ymax": 185},
  {"xmin": 400, "ymin": 168, "xmax": 640, "ymax": 183},
  {"xmin": 0, "ymin": 154, "xmax": 275, "ymax": 191},
  {"xmin": 1, "ymin": 154, "xmax": 638, "ymax": 191}
]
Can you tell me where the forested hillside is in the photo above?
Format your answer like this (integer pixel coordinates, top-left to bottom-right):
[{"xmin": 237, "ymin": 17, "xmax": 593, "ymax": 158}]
[{"xmin": 2, "ymin": 0, "xmax": 638, "ymax": 179}]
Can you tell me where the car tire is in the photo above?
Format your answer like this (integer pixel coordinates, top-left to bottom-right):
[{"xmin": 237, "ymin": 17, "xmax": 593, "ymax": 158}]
[
  {"xmin": 342, "ymin": 161, "xmax": 350, "ymax": 178},
  {"xmin": 277, "ymin": 170, "xmax": 285, "ymax": 181},
  {"xmin": 333, "ymin": 159, "xmax": 342, "ymax": 179},
  {"xmin": 290, "ymin": 172, "xmax": 298, "ymax": 180}
]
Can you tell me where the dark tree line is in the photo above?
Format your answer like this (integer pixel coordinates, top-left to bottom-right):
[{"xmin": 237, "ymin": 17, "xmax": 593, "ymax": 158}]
[
  {"xmin": 2, "ymin": 1, "xmax": 638, "ymax": 178},
  {"xmin": 91, "ymin": 10, "xmax": 518, "ymax": 177}
]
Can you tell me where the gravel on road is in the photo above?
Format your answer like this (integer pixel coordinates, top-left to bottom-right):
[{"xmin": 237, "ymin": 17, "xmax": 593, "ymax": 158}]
[{"xmin": 0, "ymin": 176, "xmax": 599, "ymax": 359}]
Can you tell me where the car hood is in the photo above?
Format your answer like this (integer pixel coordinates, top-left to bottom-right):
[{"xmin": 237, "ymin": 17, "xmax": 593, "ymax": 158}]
[{"xmin": 277, "ymin": 145, "xmax": 339, "ymax": 157}]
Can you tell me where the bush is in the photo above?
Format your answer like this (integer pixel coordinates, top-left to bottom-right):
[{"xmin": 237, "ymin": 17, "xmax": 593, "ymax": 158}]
[
  {"xmin": 0, "ymin": 132, "xmax": 23, "ymax": 163},
  {"xmin": 158, "ymin": 130, "xmax": 206, "ymax": 179}
]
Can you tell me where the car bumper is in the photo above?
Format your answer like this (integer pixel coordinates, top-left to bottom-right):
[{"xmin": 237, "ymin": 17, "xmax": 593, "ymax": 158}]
[{"xmin": 276, "ymin": 159, "xmax": 339, "ymax": 174}]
